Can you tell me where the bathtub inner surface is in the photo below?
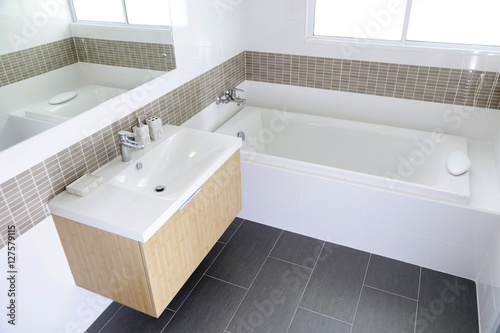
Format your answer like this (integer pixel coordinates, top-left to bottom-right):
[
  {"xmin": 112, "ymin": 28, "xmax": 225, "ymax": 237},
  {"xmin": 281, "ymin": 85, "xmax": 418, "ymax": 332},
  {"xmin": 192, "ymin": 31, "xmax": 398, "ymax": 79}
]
[
  {"xmin": 216, "ymin": 107, "xmax": 470, "ymax": 203},
  {"xmin": 23, "ymin": 85, "xmax": 127, "ymax": 124}
]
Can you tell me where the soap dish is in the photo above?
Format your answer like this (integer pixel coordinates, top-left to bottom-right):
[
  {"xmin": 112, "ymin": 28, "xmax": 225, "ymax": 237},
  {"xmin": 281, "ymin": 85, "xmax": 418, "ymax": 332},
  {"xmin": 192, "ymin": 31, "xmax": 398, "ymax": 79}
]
[{"xmin": 66, "ymin": 174, "xmax": 103, "ymax": 197}]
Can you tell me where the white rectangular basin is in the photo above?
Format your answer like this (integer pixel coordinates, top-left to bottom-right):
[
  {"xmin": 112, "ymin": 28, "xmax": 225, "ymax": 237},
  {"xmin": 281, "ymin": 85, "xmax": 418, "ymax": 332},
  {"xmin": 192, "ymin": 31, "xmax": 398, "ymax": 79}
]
[
  {"xmin": 48, "ymin": 124, "xmax": 241, "ymax": 242},
  {"xmin": 109, "ymin": 129, "xmax": 228, "ymax": 199}
]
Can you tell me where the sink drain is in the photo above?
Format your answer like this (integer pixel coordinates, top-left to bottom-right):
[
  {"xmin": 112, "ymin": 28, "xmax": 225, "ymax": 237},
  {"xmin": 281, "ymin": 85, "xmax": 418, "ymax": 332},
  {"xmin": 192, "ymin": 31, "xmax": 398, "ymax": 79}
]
[{"xmin": 155, "ymin": 185, "xmax": 166, "ymax": 192}]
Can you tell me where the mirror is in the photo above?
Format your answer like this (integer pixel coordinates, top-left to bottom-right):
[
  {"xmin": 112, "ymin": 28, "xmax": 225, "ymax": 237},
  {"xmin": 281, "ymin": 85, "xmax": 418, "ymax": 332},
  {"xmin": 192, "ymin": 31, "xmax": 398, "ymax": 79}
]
[{"xmin": 0, "ymin": 0, "xmax": 175, "ymax": 152}]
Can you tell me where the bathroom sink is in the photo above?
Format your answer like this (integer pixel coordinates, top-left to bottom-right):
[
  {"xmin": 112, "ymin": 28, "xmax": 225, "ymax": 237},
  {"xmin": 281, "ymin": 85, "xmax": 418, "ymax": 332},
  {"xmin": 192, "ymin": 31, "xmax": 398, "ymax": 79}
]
[
  {"xmin": 109, "ymin": 129, "xmax": 227, "ymax": 199},
  {"xmin": 48, "ymin": 124, "xmax": 241, "ymax": 242}
]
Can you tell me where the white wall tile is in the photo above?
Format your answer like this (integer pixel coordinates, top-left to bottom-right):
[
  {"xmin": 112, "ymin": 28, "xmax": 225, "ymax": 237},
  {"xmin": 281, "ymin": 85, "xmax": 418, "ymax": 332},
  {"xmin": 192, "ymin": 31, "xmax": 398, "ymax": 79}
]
[
  {"xmin": 424, "ymin": 202, "xmax": 499, "ymax": 252},
  {"xmin": 243, "ymin": 161, "xmax": 303, "ymax": 207},
  {"xmin": 390, "ymin": 99, "xmax": 451, "ymax": 133},
  {"xmin": 445, "ymin": 106, "xmax": 500, "ymax": 142},
  {"xmin": 0, "ymin": 0, "xmax": 73, "ymax": 54},
  {"xmin": 239, "ymin": 162, "xmax": 301, "ymax": 231},
  {"xmin": 245, "ymin": 0, "xmax": 293, "ymax": 21},
  {"xmin": 246, "ymin": 81, "xmax": 292, "ymax": 111},
  {"xmin": 358, "ymin": 223, "xmax": 432, "ymax": 268},
  {"xmin": 245, "ymin": 18, "xmax": 294, "ymax": 54},
  {"xmin": 300, "ymin": 208, "xmax": 363, "ymax": 249},
  {"xmin": 336, "ymin": 92, "xmax": 393, "ymax": 126},
  {"xmin": 424, "ymin": 239, "xmax": 486, "ymax": 281},
  {"xmin": 363, "ymin": 188, "xmax": 429, "ymax": 234},
  {"xmin": 292, "ymin": 0, "xmax": 307, "ymax": 21},
  {"xmin": 492, "ymin": 122, "xmax": 500, "ymax": 192},
  {"xmin": 289, "ymin": 86, "xmax": 339, "ymax": 118},
  {"xmin": 302, "ymin": 175, "xmax": 367, "ymax": 223}
]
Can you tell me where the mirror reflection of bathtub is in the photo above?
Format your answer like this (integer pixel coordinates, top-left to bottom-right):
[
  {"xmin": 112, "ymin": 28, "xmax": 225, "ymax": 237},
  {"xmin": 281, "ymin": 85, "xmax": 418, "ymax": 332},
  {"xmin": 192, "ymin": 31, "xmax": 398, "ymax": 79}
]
[{"xmin": 0, "ymin": 0, "xmax": 175, "ymax": 152}]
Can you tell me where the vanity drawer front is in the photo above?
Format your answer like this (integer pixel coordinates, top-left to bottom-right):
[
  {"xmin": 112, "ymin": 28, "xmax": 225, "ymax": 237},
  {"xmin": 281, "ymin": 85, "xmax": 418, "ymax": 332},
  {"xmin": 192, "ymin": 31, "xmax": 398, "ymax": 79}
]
[
  {"xmin": 140, "ymin": 209, "xmax": 194, "ymax": 317},
  {"xmin": 184, "ymin": 150, "xmax": 242, "ymax": 267}
]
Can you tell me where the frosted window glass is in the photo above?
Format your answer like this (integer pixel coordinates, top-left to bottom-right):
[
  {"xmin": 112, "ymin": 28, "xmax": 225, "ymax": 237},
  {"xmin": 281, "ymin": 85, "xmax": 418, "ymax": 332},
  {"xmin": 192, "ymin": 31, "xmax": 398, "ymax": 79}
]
[
  {"xmin": 314, "ymin": 0, "xmax": 408, "ymax": 41},
  {"xmin": 73, "ymin": 0, "xmax": 125, "ymax": 23},
  {"xmin": 125, "ymin": 0, "xmax": 171, "ymax": 26},
  {"xmin": 407, "ymin": 0, "xmax": 500, "ymax": 46}
]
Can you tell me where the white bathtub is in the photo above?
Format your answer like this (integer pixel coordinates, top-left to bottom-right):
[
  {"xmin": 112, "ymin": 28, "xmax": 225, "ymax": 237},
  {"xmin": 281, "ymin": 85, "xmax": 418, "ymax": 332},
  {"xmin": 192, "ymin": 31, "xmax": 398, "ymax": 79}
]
[
  {"xmin": 217, "ymin": 107, "xmax": 470, "ymax": 204},
  {"xmin": 21, "ymin": 85, "xmax": 127, "ymax": 124}
]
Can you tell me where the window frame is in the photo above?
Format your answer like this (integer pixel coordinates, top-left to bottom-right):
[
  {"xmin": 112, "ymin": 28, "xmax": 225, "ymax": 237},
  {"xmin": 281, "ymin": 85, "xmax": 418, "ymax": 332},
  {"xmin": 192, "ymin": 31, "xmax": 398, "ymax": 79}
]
[
  {"xmin": 67, "ymin": 0, "xmax": 171, "ymax": 29},
  {"xmin": 305, "ymin": 0, "xmax": 500, "ymax": 54}
]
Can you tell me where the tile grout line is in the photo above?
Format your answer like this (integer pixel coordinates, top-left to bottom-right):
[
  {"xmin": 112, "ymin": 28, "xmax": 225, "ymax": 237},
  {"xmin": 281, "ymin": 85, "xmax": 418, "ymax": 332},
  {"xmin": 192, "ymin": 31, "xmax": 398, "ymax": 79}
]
[
  {"xmin": 0, "ymin": 188, "xmax": 15, "ymax": 245},
  {"xmin": 361, "ymin": 284, "xmax": 418, "ymax": 302},
  {"xmin": 27, "ymin": 168, "xmax": 48, "ymax": 221},
  {"xmin": 204, "ymin": 274, "xmax": 248, "ymax": 290},
  {"xmin": 414, "ymin": 267, "xmax": 422, "ymax": 333},
  {"xmin": 349, "ymin": 253, "xmax": 372, "ymax": 333},
  {"xmin": 223, "ymin": 229, "xmax": 284, "ymax": 333},
  {"xmin": 160, "ymin": 219, "xmax": 246, "ymax": 332},
  {"xmin": 285, "ymin": 241, "xmax": 325, "ymax": 333},
  {"xmin": 297, "ymin": 305, "xmax": 353, "ymax": 326},
  {"xmin": 96, "ymin": 304, "xmax": 123, "ymax": 333},
  {"xmin": 267, "ymin": 255, "xmax": 314, "ymax": 270}
]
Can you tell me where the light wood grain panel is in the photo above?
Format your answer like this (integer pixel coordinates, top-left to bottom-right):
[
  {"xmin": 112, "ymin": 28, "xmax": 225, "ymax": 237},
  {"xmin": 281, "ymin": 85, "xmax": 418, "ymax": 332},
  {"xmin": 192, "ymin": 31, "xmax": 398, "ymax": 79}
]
[
  {"xmin": 140, "ymin": 208, "xmax": 195, "ymax": 317},
  {"xmin": 185, "ymin": 150, "xmax": 242, "ymax": 267},
  {"xmin": 53, "ymin": 215, "xmax": 155, "ymax": 316}
]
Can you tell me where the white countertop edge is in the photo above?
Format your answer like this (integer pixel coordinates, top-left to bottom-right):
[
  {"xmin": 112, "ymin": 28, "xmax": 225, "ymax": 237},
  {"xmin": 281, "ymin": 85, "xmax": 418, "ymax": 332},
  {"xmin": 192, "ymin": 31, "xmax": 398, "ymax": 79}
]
[{"xmin": 49, "ymin": 139, "xmax": 241, "ymax": 243}]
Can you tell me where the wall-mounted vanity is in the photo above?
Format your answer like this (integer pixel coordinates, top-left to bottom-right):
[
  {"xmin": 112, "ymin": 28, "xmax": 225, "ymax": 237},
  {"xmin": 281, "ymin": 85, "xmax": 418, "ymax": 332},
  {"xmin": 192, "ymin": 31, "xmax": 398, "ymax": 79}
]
[{"xmin": 48, "ymin": 126, "xmax": 242, "ymax": 317}]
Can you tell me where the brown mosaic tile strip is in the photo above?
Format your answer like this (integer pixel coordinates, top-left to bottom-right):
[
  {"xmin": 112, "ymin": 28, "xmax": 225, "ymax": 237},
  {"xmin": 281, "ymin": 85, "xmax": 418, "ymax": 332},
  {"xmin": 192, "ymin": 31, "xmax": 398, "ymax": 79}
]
[
  {"xmin": 74, "ymin": 38, "xmax": 176, "ymax": 72},
  {"xmin": 246, "ymin": 51, "xmax": 500, "ymax": 110},
  {"xmin": 0, "ymin": 52, "xmax": 245, "ymax": 248},
  {"xmin": 0, "ymin": 38, "xmax": 77, "ymax": 88}
]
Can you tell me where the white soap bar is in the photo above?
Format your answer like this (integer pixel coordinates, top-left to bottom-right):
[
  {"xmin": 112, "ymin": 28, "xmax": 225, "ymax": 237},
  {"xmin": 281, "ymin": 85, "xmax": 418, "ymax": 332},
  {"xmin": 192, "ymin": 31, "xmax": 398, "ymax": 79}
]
[
  {"xmin": 66, "ymin": 174, "xmax": 103, "ymax": 197},
  {"xmin": 447, "ymin": 150, "xmax": 471, "ymax": 176}
]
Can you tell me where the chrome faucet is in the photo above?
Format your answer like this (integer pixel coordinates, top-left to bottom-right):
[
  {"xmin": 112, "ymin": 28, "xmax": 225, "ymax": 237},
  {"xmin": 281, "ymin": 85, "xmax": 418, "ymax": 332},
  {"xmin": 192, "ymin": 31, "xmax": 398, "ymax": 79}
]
[
  {"xmin": 216, "ymin": 88, "xmax": 246, "ymax": 106},
  {"xmin": 118, "ymin": 131, "xmax": 144, "ymax": 162}
]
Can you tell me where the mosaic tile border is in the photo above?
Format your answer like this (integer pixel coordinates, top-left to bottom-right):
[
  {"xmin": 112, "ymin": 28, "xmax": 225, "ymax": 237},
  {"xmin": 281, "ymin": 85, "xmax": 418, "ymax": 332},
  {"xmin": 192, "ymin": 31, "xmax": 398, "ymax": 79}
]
[
  {"xmin": 0, "ymin": 38, "xmax": 176, "ymax": 88},
  {"xmin": 0, "ymin": 38, "xmax": 77, "ymax": 88},
  {"xmin": 74, "ymin": 38, "xmax": 176, "ymax": 72},
  {"xmin": 0, "ymin": 52, "xmax": 245, "ymax": 247},
  {"xmin": 246, "ymin": 51, "xmax": 500, "ymax": 110}
]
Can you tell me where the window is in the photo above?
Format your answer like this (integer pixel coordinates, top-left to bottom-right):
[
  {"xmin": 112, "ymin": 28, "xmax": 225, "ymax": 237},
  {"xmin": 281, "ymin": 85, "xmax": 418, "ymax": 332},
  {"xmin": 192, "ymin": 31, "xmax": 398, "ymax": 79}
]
[
  {"xmin": 70, "ymin": 0, "xmax": 171, "ymax": 26},
  {"xmin": 308, "ymin": 0, "xmax": 500, "ymax": 50}
]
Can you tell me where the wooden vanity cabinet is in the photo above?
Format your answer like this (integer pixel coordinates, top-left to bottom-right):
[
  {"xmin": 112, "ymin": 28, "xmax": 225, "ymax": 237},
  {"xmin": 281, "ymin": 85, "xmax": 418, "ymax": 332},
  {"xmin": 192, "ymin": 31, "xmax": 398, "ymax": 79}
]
[{"xmin": 53, "ymin": 150, "xmax": 241, "ymax": 317}]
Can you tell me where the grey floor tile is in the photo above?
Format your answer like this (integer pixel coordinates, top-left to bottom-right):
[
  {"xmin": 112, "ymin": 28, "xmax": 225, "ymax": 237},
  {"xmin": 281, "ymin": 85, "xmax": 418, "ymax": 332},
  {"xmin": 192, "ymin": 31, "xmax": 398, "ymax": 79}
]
[
  {"xmin": 207, "ymin": 220, "xmax": 282, "ymax": 288},
  {"xmin": 352, "ymin": 286, "xmax": 417, "ymax": 333},
  {"xmin": 98, "ymin": 306, "xmax": 175, "ymax": 333},
  {"xmin": 227, "ymin": 258, "xmax": 311, "ymax": 333},
  {"xmin": 167, "ymin": 241, "xmax": 225, "ymax": 311},
  {"xmin": 288, "ymin": 307, "xmax": 351, "ymax": 333},
  {"xmin": 219, "ymin": 217, "xmax": 244, "ymax": 243},
  {"xmin": 164, "ymin": 276, "xmax": 246, "ymax": 333},
  {"xmin": 86, "ymin": 302, "xmax": 122, "ymax": 333},
  {"xmin": 300, "ymin": 243, "xmax": 370, "ymax": 323},
  {"xmin": 364, "ymin": 254, "xmax": 420, "ymax": 299},
  {"xmin": 270, "ymin": 231, "xmax": 324, "ymax": 269},
  {"xmin": 417, "ymin": 268, "xmax": 479, "ymax": 333}
]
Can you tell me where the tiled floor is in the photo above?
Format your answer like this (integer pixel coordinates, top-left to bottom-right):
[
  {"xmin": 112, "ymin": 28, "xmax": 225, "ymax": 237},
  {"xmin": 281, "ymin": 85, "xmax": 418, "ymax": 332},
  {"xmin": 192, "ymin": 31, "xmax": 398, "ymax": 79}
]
[{"xmin": 86, "ymin": 218, "xmax": 479, "ymax": 333}]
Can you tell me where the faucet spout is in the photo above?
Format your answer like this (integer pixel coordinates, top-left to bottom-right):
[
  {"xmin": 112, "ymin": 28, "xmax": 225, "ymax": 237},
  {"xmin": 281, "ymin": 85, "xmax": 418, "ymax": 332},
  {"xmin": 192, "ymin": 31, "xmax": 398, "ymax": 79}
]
[
  {"xmin": 118, "ymin": 131, "xmax": 144, "ymax": 162},
  {"xmin": 216, "ymin": 88, "xmax": 246, "ymax": 106}
]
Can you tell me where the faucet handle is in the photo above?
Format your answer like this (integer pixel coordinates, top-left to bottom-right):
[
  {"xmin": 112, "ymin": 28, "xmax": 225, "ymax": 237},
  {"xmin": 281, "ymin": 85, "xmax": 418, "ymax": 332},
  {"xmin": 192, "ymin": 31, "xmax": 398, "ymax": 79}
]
[
  {"xmin": 118, "ymin": 130, "xmax": 136, "ymax": 138},
  {"xmin": 229, "ymin": 87, "xmax": 245, "ymax": 98}
]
